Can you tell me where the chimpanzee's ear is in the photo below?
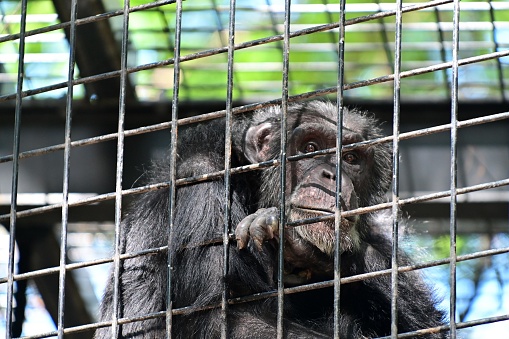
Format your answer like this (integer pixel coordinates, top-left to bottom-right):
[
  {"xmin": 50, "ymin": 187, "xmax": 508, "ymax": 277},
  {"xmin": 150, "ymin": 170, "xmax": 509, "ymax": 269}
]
[{"xmin": 244, "ymin": 122, "xmax": 275, "ymax": 163}]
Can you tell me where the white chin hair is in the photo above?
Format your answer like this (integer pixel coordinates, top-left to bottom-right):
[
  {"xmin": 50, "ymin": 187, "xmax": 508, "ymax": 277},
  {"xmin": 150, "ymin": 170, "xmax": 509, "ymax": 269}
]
[{"xmin": 296, "ymin": 223, "xmax": 360, "ymax": 256}]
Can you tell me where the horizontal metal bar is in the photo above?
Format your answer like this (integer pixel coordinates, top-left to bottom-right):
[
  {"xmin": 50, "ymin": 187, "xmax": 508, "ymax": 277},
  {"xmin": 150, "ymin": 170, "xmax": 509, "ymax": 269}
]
[
  {"xmin": 11, "ymin": 244, "xmax": 509, "ymax": 338},
  {"xmin": 22, "ymin": 309, "xmax": 509, "ymax": 339},
  {"xmin": 2, "ymin": 117, "xmax": 509, "ymax": 222},
  {"xmin": 2, "ymin": 148, "xmax": 508, "ymax": 222},
  {"xmin": 2, "ymin": 45, "xmax": 506, "ymax": 112},
  {"xmin": 179, "ymin": 1, "xmax": 509, "ymax": 13},
  {"xmin": 0, "ymin": 244, "xmax": 167, "ymax": 284},
  {"xmin": 0, "ymin": 0, "xmax": 177, "ymax": 44},
  {"xmin": 0, "ymin": 0, "xmax": 453, "ymax": 102},
  {"xmin": 2, "ymin": 195, "xmax": 509, "ymax": 287},
  {"xmin": 286, "ymin": 177, "xmax": 509, "ymax": 228},
  {"xmin": 1, "ymin": 77, "xmax": 507, "ymax": 169},
  {"xmin": 0, "ymin": 106, "xmax": 506, "ymax": 201},
  {"xmin": 378, "ymin": 313, "xmax": 509, "ymax": 339}
]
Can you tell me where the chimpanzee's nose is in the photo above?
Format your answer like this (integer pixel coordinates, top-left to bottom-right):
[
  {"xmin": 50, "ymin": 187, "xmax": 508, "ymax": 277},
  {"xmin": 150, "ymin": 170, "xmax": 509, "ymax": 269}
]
[{"xmin": 322, "ymin": 168, "xmax": 336, "ymax": 181}]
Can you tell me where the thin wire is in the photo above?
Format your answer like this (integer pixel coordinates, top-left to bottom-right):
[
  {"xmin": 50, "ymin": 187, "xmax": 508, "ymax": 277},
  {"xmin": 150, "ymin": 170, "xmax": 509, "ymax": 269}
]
[
  {"xmin": 221, "ymin": 0, "xmax": 237, "ymax": 337},
  {"xmin": 1, "ymin": 109, "xmax": 508, "ymax": 226},
  {"xmin": 391, "ymin": 0, "xmax": 403, "ymax": 336},
  {"xmin": 2, "ymin": 233, "xmax": 508, "ymax": 291},
  {"xmin": 0, "ymin": 0, "xmax": 456, "ymax": 103},
  {"xmin": 333, "ymin": 0, "xmax": 346, "ymax": 337},
  {"xmin": 320, "ymin": 0, "xmax": 339, "ymax": 48},
  {"xmin": 57, "ymin": 0, "xmax": 78, "ymax": 337},
  {"xmin": 14, "ymin": 296, "xmax": 509, "ymax": 339},
  {"xmin": 1, "ymin": 2, "xmax": 507, "ymax": 337},
  {"xmin": 0, "ymin": 0, "xmax": 178, "ymax": 44},
  {"xmin": 264, "ymin": 0, "xmax": 293, "ymax": 90},
  {"xmin": 210, "ymin": 0, "xmax": 243, "ymax": 99},
  {"xmin": 433, "ymin": 7, "xmax": 451, "ymax": 99},
  {"xmin": 449, "ymin": 0, "xmax": 461, "ymax": 337},
  {"xmin": 1, "ymin": 52, "xmax": 509, "ymax": 168},
  {"xmin": 2, "ymin": 128, "xmax": 509, "ymax": 229},
  {"xmin": 166, "ymin": 1, "xmax": 183, "ymax": 337},
  {"xmin": 111, "ymin": 0, "xmax": 131, "ymax": 337},
  {"xmin": 1, "ymin": 47, "xmax": 505, "ymax": 126},
  {"xmin": 487, "ymin": 0, "xmax": 507, "ymax": 101},
  {"xmin": 277, "ymin": 0, "xmax": 291, "ymax": 337},
  {"xmin": 6, "ymin": 1, "xmax": 28, "ymax": 337},
  {"xmin": 375, "ymin": 0, "xmax": 394, "ymax": 73}
]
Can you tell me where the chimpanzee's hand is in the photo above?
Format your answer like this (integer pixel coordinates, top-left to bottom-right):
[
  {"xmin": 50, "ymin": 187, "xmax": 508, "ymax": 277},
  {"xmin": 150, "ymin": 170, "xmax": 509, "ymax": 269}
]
[
  {"xmin": 235, "ymin": 207, "xmax": 279, "ymax": 250},
  {"xmin": 235, "ymin": 207, "xmax": 317, "ymax": 285}
]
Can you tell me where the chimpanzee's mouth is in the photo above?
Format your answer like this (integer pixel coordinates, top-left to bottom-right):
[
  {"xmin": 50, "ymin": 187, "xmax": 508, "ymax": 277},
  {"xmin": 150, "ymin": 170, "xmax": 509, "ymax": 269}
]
[
  {"xmin": 292, "ymin": 205, "xmax": 357, "ymax": 223},
  {"xmin": 290, "ymin": 205, "xmax": 360, "ymax": 256},
  {"xmin": 293, "ymin": 206, "xmax": 333, "ymax": 215}
]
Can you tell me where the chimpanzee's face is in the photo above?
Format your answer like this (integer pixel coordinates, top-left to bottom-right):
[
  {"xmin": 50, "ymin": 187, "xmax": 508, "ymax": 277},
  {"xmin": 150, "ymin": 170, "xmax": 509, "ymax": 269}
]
[
  {"xmin": 241, "ymin": 102, "xmax": 381, "ymax": 256},
  {"xmin": 286, "ymin": 109, "xmax": 374, "ymax": 255}
]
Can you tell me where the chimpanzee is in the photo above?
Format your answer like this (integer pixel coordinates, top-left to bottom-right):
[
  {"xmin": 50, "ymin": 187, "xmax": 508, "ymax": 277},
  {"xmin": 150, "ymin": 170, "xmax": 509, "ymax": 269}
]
[{"xmin": 95, "ymin": 101, "xmax": 447, "ymax": 338}]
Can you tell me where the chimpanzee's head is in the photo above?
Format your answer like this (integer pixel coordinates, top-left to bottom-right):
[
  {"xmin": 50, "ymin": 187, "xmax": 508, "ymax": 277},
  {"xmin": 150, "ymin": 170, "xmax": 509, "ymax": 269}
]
[{"xmin": 240, "ymin": 101, "xmax": 391, "ymax": 255}]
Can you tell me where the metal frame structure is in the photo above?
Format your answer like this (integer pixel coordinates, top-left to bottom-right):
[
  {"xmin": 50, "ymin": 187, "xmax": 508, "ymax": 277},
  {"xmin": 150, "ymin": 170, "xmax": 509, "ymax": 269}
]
[{"xmin": 0, "ymin": 0, "xmax": 508, "ymax": 338}]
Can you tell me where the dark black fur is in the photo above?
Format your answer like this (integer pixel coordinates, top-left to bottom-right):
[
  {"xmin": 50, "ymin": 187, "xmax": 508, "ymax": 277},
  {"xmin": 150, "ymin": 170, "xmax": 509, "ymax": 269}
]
[{"xmin": 95, "ymin": 101, "xmax": 446, "ymax": 338}]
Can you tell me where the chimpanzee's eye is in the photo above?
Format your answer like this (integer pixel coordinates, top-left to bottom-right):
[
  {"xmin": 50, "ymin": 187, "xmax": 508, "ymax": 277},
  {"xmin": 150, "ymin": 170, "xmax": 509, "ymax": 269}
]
[
  {"xmin": 342, "ymin": 152, "xmax": 359, "ymax": 164},
  {"xmin": 303, "ymin": 142, "xmax": 319, "ymax": 153}
]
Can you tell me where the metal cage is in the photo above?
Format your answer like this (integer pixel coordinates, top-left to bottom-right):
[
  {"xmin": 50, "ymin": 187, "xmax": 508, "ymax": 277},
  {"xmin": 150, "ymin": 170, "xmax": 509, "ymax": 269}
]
[{"xmin": 0, "ymin": 0, "xmax": 508, "ymax": 338}]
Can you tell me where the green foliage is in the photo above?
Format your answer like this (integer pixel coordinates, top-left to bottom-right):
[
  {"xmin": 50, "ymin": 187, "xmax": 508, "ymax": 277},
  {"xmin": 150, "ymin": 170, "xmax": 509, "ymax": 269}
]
[{"xmin": 432, "ymin": 234, "xmax": 469, "ymax": 259}]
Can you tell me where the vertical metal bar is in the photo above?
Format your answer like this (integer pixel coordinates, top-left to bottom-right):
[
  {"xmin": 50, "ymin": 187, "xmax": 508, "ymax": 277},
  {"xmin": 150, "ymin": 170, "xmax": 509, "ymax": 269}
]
[
  {"xmin": 57, "ymin": 1, "xmax": 78, "ymax": 337},
  {"xmin": 167, "ymin": 1, "xmax": 183, "ymax": 337},
  {"xmin": 221, "ymin": 0, "xmax": 236, "ymax": 337},
  {"xmin": 391, "ymin": 0, "xmax": 403, "ymax": 337},
  {"xmin": 277, "ymin": 0, "xmax": 291, "ymax": 337},
  {"xmin": 449, "ymin": 0, "xmax": 461, "ymax": 337},
  {"xmin": 333, "ymin": 0, "xmax": 346, "ymax": 337},
  {"xmin": 112, "ymin": 0, "xmax": 131, "ymax": 337},
  {"xmin": 5, "ymin": 1, "xmax": 28, "ymax": 337}
]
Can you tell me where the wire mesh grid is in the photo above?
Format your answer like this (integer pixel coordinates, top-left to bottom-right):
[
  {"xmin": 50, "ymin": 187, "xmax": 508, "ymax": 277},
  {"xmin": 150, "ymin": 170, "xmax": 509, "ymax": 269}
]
[
  {"xmin": 0, "ymin": 0, "xmax": 508, "ymax": 102},
  {"xmin": 0, "ymin": 0, "xmax": 508, "ymax": 338}
]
